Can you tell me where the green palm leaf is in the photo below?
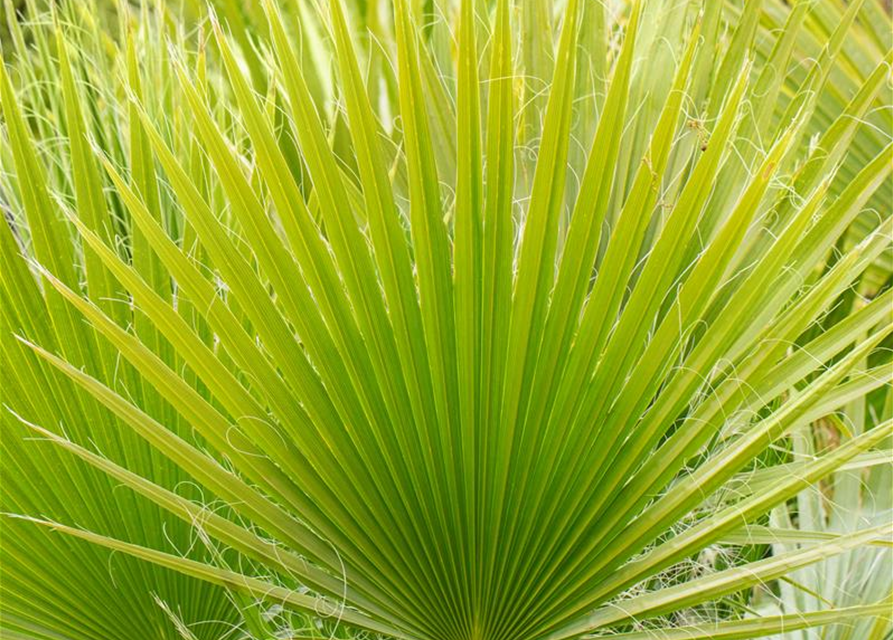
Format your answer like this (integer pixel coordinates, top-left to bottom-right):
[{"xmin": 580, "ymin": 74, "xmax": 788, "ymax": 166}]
[{"xmin": 1, "ymin": 0, "xmax": 891, "ymax": 639}]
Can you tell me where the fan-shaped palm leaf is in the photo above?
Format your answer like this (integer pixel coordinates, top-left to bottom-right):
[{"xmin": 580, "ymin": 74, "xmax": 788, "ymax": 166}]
[{"xmin": 1, "ymin": 0, "xmax": 891, "ymax": 639}]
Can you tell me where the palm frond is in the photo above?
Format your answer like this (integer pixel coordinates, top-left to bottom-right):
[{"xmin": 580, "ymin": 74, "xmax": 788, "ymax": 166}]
[{"xmin": 1, "ymin": 0, "xmax": 891, "ymax": 639}]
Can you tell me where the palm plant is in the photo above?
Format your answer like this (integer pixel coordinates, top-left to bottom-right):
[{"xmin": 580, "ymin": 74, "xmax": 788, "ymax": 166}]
[
  {"xmin": 758, "ymin": 414, "xmax": 892, "ymax": 640},
  {"xmin": 1, "ymin": 2, "xmax": 248, "ymax": 638},
  {"xmin": 1, "ymin": 0, "xmax": 891, "ymax": 639},
  {"xmin": 741, "ymin": 308, "xmax": 893, "ymax": 640}
]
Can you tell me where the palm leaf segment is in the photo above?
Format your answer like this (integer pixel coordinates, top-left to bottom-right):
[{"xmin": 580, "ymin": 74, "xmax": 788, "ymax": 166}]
[{"xmin": 1, "ymin": 0, "xmax": 891, "ymax": 638}]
